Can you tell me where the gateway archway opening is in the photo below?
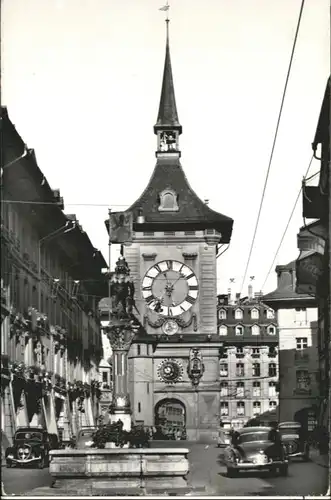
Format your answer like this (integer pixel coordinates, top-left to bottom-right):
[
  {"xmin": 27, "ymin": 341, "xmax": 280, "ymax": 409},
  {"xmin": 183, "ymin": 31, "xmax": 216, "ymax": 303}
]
[{"xmin": 154, "ymin": 398, "xmax": 186, "ymax": 440}]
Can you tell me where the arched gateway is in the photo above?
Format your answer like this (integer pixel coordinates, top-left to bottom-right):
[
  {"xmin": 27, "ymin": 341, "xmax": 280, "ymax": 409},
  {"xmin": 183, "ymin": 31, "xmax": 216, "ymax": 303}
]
[{"xmin": 154, "ymin": 398, "xmax": 186, "ymax": 440}]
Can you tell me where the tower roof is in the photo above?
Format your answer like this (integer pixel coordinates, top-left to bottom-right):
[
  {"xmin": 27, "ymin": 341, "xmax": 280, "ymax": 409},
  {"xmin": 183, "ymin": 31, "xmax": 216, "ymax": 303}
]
[
  {"xmin": 154, "ymin": 20, "xmax": 182, "ymax": 134},
  {"xmin": 125, "ymin": 155, "xmax": 233, "ymax": 240}
]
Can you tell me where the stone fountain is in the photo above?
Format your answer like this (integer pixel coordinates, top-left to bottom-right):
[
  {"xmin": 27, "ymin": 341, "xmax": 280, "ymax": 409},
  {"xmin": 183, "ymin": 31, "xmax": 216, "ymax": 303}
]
[{"xmin": 48, "ymin": 256, "xmax": 190, "ymax": 496}]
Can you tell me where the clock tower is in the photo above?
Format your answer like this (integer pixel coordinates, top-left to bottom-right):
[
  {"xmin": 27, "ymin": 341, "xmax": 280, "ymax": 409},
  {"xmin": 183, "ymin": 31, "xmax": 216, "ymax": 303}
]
[{"xmin": 119, "ymin": 20, "xmax": 233, "ymax": 442}]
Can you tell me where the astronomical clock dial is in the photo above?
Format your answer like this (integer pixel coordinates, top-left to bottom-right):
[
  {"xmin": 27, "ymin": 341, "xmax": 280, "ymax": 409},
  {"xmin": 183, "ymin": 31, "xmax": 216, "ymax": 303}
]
[
  {"xmin": 157, "ymin": 359, "xmax": 184, "ymax": 383},
  {"xmin": 142, "ymin": 260, "xmax": 198, "ymax": 317}
]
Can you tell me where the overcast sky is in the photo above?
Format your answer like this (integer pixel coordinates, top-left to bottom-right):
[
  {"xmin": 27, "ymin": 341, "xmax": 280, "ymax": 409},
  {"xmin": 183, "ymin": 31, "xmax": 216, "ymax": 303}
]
[{"xmin": 2, "ymin": 0, "xmax": 329, "ymax": 295}]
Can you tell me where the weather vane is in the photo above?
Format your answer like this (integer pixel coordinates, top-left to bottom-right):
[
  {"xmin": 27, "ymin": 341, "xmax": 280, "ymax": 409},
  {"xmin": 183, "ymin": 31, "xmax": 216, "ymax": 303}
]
[{"xmin": 159, "ymin": 1, "xmax": 170, "ymax": 21}]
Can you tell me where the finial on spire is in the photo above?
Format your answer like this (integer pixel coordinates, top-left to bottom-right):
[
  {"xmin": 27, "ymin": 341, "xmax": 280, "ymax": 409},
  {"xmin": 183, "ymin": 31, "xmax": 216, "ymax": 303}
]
[
  {"xmin": 155, "ymin": 0, "xmax": 182, "ymax": 154},
  {"xmin": 159, "ymin": 1, "xmax": 170, "ymax": 21}
]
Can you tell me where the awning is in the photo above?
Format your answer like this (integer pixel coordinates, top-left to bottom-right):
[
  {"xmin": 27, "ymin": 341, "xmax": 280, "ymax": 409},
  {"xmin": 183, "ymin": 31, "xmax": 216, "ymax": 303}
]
[{"xmin": 295, "ymin": 250, "xmax": 324, "ymax": 295}]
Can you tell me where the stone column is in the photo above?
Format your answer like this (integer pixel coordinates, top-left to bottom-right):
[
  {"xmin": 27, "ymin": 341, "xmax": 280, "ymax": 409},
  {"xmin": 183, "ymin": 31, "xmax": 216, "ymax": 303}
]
[{"xmin": 107, "ymin": 325, "xmax": 136, "ymax": 432}]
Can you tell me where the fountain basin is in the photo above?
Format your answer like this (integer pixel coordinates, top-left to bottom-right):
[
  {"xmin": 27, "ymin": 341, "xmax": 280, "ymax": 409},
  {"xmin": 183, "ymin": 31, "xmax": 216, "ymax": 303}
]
[{"xmin": 49, "ymin": 447, "xmax": 190, "ymax": 493}]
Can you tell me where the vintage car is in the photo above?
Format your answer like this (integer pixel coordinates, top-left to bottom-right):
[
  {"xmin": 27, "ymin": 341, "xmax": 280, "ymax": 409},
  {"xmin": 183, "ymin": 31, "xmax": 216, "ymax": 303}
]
[
  {"xmin": 278, "ymin": 421, "xmax": 310, "ymax": 461},
  {"xmin": 217, "ymin": 428, "xmax": 232, "ymax": 448},
  {"xmin": 223, "ymin": 426, "xmax": 289, "ymax": 477},
  {"xmin": 5, "ymin": 426, "xmax": 53, "ymax": 468},
  {"xmin": 75, "ymin": 427, "xmax": 97, "ymax": 448}
]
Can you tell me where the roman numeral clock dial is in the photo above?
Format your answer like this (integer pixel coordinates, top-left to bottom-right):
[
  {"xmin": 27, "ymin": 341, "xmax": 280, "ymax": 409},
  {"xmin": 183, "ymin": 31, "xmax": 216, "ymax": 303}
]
[{"xmin": 142, "ymin": 260, "xmax": 199, "ymax": 317}]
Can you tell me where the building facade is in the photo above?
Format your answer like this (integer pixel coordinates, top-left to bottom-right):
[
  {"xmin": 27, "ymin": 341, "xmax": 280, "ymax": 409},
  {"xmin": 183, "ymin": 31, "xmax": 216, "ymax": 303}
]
[
  {"xmin": 107, "ymin": 22, "xmax": 233, "ymax": 442},
  {"xmin": 97, "ymin": 313, "xmax": 113, "ymax": 422},
  {"xmin": 217, "ymin": 288, "xmax": 279, "ymax": 429},
  {"xmin": 295, "ymin": 77, "xmax": 330, "ymax": 439},
  {"xmin": 263, "ymin": 262, "xmax": 319, "ymax": 433},
  {"xmin": 1, "ymin": 107, "xmax": 107, "ymax": 450}
]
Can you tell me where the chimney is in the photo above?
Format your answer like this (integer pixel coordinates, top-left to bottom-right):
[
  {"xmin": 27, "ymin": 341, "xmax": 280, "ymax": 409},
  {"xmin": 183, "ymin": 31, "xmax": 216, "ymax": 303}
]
[
  {"xmin": 275, "ymin": 263, "xmax": 295, "ymax": 290},
  {"xmin": 227, "ymin": 288, "xmax": 231, "ymax": 304},
  {"xmin": 248, "ymin": 284, "xmax": 253, "ymax": 299},
  {"xmin": 236, "ymin": 292, "xmax": 241, "ymax": 304}
]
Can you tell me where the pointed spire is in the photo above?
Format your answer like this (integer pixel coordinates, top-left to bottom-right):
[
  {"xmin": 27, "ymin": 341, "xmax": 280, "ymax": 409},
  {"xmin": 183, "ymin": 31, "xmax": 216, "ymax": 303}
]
[{"xmin": 154, "ymin": 20, "xmax": 182, "ymax": 135}]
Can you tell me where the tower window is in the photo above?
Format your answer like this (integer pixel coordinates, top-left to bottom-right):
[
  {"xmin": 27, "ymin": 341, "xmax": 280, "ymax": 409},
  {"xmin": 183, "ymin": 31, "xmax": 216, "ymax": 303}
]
[
  {"xmin": 102, "ymin": 372, "xmax": 108, "ymax": 383},
  {"xmin": 138, "ymin": 402, "xmax": 141, "ymax": 413},
  {"xmin": 158, "ymin": 189, "xmax": 179, "ymax": 212},
  {"xmin": 159, "ymin": 130, "xmax": 178, "ymax": 152},
  {"xmin": 137, "ymin": 345, "xmax": 141, "ymax": 356}
]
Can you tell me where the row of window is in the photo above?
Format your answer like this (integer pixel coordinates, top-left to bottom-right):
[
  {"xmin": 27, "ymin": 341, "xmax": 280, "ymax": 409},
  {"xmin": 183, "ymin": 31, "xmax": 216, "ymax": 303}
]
[
  {"xmin": 218, "ymin": 324, "xmax": 276, "ymax": 336},
  {"xmin": 220, "ymin": 381, "xmax": 278, "ymax": 397},
  {"xmin": 220, "ymin": 400, "xmax": 277, "ymax": 416},
  {"xmin": 220, "ymin": 362, "xmax": 277, "ymax": 377},
  {"xmin": 218, "ymin": 308, "xmax": 275, "ymax": 320},
  {"xmin": 220, "ymin": 346, "xmax": 277, "ymax": 357}
]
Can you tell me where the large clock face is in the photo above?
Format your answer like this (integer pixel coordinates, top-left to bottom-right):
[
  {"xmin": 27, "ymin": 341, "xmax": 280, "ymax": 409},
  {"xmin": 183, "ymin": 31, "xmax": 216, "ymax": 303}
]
[{"xmin": 142, "ymin": 260, "xmax": 198, "ymax": 317}]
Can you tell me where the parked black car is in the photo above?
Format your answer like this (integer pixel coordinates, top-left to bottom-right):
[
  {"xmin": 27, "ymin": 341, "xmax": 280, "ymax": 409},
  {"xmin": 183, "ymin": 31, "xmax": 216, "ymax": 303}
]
[
  {"xmin": 278, "ymin": 421, "xmax": 310, "ymax": 461},
  {"xmin": 223, "ymin": 426, "xmax": 289, "ymax": 477},
  {"xmin": 5, "ymin": 426, "xmax": 56, "ymax": 469}
]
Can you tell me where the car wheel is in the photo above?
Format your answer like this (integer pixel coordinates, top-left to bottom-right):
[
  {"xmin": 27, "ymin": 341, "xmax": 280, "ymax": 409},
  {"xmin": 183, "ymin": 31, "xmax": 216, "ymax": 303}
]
[
  {"xmin": 269, "ymin": 466, "xmax": 277, "ymax": 477},
  {"xmin": 227, "ymin": 467, "xmax": 238, "ymax": 477},
  {"xmin": 279, "ymin": 464, "xmax": 288, "ymax": 476},
  {"xmin": 38, "ymin": 457, "xmax": 45, "ymax": 469}
]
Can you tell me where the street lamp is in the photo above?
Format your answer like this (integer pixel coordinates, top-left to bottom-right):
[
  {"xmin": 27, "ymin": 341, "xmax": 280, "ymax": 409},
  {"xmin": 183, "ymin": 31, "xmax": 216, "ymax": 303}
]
[{"xmin": 38, "ymin": 221, "xmax": 76, "ymax": 311}]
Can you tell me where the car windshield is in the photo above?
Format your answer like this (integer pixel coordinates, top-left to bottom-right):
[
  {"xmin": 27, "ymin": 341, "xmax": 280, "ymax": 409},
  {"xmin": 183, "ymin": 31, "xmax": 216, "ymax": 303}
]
[
  {"xmin": 237, "ymin": 431, "xmax": 272, "ymax": 444},
  {"xmin": 15, "ymin": 432, "xmax": 42, "ymax": 441},
  {"xmin": 278, "ymin": 428, "xmax": 300, "ymax": 438}
]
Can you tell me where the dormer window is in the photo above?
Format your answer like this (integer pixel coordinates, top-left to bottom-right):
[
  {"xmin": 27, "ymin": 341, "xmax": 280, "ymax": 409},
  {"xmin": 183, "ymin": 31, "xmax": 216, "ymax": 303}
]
[
  {"xmin": 251, "ymin": 324, "xmax": 260, "ymax": 336},
  {"xmin": 234, "ymin": 308, "xmax": 243, "ymax": 320},
  {"xmin": 266, "ymin": 309, "xmax": 275, "ymax": 319},
  {"xmin": 267, "ymin": 325, "xmax": 276, "ymax": 335},
  {"xmin": 250, "ymin": 308, "xmax": 259, "ymax": 320},
  {"xmin": 219, "ymin": 309, "xmax": 227, "ymax": 320},
  {"xmin": 218, "ymin": 325, "xmax": 227, "ymax": 336},
  {"xmin": 158, "ymin": 189, "xmax": 179, "ymax": 212},
  {"xmin": 235, "ymin": 325, "xmax": 244, "ymax": 336}
]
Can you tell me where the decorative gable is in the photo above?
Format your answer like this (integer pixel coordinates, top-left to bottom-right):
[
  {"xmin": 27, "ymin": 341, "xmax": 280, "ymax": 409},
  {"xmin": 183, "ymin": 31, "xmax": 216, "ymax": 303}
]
[{"xmin": 158, "ymin": 188, "xmax": 179, "ymax": 212}]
